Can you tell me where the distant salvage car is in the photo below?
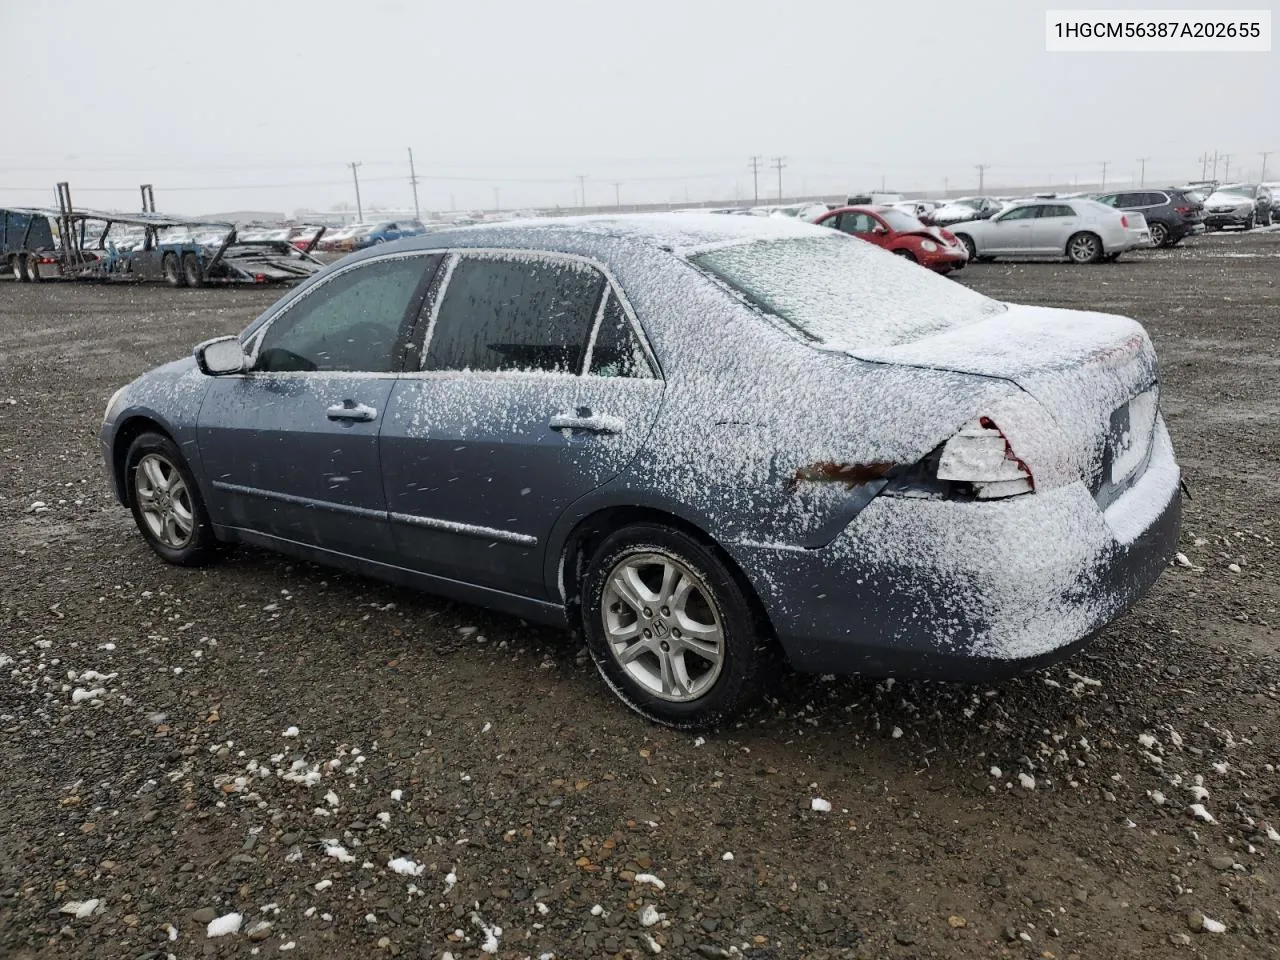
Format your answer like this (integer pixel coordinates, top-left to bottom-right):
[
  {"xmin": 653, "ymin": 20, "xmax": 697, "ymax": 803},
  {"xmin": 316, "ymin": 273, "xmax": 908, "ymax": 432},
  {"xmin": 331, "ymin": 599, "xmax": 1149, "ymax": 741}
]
[
  {"xmin": 949, "ymin": 198, "xmax": 1149, "ymax": 264},
  {"xmin": 931, "ymin": 197, "xmax": 1004, "ymax": 226},
  {"xmin": 1094, "ymin": 189, "xmax": 1206, "ymax": 247},
  {"xmin": 811, "ymin": 205, "xmax": 968, "ymax": 273},
  {"xmin": 101, "ymin": 214, "xmax": 1181, "ymax": 727},
  {"xmin": 1203, "ymin": 184, "xmax": 1271, "ymax": 229}
]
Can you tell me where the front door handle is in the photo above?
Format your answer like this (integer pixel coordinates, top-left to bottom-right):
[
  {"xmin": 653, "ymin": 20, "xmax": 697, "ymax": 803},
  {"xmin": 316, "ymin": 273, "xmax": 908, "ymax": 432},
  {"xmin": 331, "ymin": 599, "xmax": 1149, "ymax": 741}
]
[
  {"xmin": 326, "ymin": 401, "xmax": 377, "ymax": 423},
  {"xmin": 549, "ymin": 412, "xmax": 623, "ymax": 434}
]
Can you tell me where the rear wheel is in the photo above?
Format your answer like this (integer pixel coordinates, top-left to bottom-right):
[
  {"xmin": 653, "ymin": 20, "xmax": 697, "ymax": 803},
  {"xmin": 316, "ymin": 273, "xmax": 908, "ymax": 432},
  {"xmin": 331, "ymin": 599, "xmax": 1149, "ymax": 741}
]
[
  {"xmin": 182, "ymin": 252, "xmax": 204, "ymax": 287},
  {"xmin": 1149, "ymin": 221, "xmax": 1169, "ymax": 247},
  {"xmin": 12, "ymin": 254, "xmax": 30, "ymax": 282},
  {"xmin": 26, "ymin": 256, "xmax": 42, "ymax": 282},
  {"xmin": 580, "ymin": 524, "xmax": 765, "ymax": 728},
  {"xmin": 162, "ymin": 253, "xmax": 182, "ymax": 287},
  {"xmin": 1066, "ymin": 231, "xmax": 1102, "ymax": 264},
  {"xmin": 124, "ymin": 432, "xmax": 218, "ymax": 566}
]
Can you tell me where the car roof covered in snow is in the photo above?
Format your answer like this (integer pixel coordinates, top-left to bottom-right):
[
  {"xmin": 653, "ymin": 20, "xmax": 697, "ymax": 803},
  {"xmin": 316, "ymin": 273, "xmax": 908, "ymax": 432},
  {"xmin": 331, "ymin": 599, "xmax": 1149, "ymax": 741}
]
[{"xmin": 340, "ymin": 213, "xmax": 825, "ymax": 263}]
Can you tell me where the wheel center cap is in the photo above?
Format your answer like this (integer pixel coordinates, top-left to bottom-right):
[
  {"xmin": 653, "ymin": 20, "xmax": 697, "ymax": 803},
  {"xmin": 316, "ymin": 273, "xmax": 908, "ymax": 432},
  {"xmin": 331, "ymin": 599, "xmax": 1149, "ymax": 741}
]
[{"xmin": 651, "ymin": 619, "xmax": 669, "ymax": 638}]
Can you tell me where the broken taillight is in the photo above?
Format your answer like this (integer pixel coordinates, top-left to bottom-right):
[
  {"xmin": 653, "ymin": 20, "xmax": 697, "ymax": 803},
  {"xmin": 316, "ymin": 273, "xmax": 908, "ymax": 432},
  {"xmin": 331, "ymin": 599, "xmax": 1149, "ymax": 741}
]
[
  {"xmin": 934, "ymin": 418, "xmax": 1034, "ymax": 499},
  {"xmin": 1120, "ymin": 215, "xmax": 1130, "ymax": 228}
]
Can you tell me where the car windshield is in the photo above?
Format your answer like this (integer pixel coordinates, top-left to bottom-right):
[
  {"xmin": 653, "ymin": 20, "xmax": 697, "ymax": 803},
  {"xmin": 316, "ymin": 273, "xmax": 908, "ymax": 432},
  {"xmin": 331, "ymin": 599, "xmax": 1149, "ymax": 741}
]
[
  {"xmin": 879, "ymin": 209, "xmax": 925, "ymax": 232},
  {"xmin": 1220, "ymin": 185, "xmax": 1254, "ymax": 197},
  {"xmin": 691, "ymin": 235, "xmax": 1004, "ymax": 350}
]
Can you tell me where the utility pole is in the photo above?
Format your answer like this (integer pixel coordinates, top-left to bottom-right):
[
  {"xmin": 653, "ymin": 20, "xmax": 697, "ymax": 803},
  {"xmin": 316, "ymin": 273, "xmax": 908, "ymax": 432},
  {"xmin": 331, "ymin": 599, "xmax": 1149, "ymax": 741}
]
[
  {"xmin": 748, "ymin": 155, "xmax": 762, "ymax": 205},
  {"xmin": 1199, "ymin": 153, "xmax": 1210, "ymax": 180},
  {"xmin": 407, "ymin": 148, "xmax": 420, "ymax": 220},
  {"xmin": 770, "ymin": 156, "xmax": 785, "ymax": 202},
  {"xmin": 1262, "ymin": 151, "xmax": 1274, "ymax": 183},
  {"xmin": 612, "ymin": 181, "xmax": 622, "ymax": 208},
  {"xmin": 1137, "ymin": 157, "xmax": 1149, "ymax": 187},
  {"xmin": 576, "ymin": 174, "xmax": 587, "ymax": 208},
  {"xmin": 976, "ymin": 163, "xmax": 988, "ymax": 194},
  {"xmin": 1222, "ymin": 154, "xmax": 1232, "ymax": 181},
  {"xmin": 348, "ymin": 161, "xmax": 364, "ymax": 222},
  {"xmin": 1211, "ymin": 151, "xmax": 1220, "ymax": 180},
  {"xmin": 1100, "ymin": 160, "xmax": 1109, "ymax": 189}
]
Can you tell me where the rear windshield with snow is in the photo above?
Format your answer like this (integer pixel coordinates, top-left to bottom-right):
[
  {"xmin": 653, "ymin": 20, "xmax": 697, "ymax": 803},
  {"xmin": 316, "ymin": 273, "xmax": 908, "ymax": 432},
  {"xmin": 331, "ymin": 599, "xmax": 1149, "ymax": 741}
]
[{"xmin": 690, "ymin": 235, "xmax": 1005, "ymax": 350}]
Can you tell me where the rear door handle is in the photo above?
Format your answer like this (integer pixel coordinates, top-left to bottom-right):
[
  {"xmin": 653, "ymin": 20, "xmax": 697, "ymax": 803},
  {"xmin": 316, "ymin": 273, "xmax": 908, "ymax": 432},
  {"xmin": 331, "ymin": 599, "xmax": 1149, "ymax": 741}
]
[
  {"xmin": 549, "ymin": 413, "xmax": 623, "ymax": 434},
  {"xmin": 326, "ymin": 402, "xmax": 377, "ymax": 422}
]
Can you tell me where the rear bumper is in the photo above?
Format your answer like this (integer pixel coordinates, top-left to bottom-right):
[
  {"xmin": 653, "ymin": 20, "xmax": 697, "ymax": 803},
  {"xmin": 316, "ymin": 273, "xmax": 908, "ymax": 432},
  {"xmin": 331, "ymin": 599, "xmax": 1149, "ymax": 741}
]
[{"xmin": 730, "ymin": 419, "xmax": 1181, "ymax": 681}]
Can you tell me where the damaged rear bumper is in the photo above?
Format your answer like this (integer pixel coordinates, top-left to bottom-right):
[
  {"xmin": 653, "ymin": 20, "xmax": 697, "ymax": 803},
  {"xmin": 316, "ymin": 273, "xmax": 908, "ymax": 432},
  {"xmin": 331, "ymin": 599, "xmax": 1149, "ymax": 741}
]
[{"xmin": 728, "ymin": 419, "xmax": 1181, "ymax": 681}]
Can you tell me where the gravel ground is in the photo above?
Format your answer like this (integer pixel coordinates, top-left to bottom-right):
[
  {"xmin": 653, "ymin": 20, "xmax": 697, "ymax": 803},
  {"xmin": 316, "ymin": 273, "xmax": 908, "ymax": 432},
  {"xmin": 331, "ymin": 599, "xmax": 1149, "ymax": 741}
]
[{"xmin": 1, "ymin": 231, "xmax": 1278, "ymax": 959}]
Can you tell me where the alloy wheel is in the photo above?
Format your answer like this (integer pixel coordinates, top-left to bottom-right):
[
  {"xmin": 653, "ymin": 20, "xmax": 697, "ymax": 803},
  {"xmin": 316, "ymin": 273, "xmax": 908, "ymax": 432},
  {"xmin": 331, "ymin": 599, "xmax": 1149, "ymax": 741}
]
[
  {"xmin": 601, "ymin": 552, "xmax": 724, "ymax": 702},
  {"xmin": 1069, "ymin": 234, "xmax": 1099, "ymax": 263},
  {"xmin": 134, "ymin": 453, "xmax": 195, "ymax": 549}
]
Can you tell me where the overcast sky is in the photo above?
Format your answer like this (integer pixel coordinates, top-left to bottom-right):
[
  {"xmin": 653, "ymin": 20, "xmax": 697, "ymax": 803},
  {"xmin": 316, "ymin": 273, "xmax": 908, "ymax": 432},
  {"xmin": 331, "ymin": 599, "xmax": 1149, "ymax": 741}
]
[{"xmin": 2, "ymin": 0, "xmax": 1273, "ymax": 217}]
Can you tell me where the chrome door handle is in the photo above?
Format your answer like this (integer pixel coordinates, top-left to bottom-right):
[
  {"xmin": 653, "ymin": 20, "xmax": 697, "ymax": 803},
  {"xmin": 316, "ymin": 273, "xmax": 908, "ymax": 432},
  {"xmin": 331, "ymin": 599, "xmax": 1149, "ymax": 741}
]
[
  {"xmin": 326, "ymin": 402, "xmax": 377, "ymax": 422},
  {"xmin": 549, "ymin": 413, "xmax": 623, "ymax": 434}
]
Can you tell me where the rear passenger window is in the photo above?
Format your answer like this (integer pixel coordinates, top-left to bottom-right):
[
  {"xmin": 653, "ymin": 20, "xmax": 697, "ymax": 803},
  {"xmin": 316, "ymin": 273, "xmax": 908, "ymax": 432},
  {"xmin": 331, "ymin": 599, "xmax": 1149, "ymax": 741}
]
[
  {"xmin": 424, "ymin": 255, "xmax": 604, "ymax": 374},
  {"xmin": 589, "ymin": 293, "xmax": 654, "ymax": 379}
]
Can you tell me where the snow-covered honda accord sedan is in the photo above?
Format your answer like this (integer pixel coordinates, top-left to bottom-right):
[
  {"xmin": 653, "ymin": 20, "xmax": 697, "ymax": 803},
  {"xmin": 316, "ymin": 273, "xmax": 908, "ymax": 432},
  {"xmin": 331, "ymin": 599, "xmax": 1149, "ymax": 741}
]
[{"xmin": 100, "ymin": 214, "xmax": 1181, "ymax": 727}]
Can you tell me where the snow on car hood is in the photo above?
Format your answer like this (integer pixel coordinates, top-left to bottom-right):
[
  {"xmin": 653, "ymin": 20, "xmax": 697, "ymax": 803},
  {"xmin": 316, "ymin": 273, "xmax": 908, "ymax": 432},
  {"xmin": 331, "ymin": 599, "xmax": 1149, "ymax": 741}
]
[
  {"xmin": 846, "ymin": 303, "xmax": 1159, "ymax": 491},
  {"xmin": 1205, "ymin": 191, "xmax": 1252, "ymax": 208}
]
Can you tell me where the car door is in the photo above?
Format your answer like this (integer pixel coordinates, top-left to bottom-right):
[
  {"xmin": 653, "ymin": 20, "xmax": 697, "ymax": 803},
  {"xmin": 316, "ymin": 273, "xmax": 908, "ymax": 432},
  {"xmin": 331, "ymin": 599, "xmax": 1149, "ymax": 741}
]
[
  {"xmin": 379, "ymin": 251, "xmax": 664, "ymax": 599},
  {"xmin": 1029, "ymin": 203, "xmax": 1081, "ymax": 254},
  {"xmin": 835, "ymin": 211, "xmax": 888, "ymax": 247},
  {"xmin": 983, "ymin": 205, "xmax": 1039, "ymax": 253},
  {"xmin": 196, "ymin": 252, "xmax": 441, "ymax": 562}
]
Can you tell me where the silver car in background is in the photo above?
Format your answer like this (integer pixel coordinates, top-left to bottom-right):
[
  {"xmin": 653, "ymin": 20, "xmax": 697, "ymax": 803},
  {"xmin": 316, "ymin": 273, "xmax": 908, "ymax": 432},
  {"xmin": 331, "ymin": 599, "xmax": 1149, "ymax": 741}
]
[{"xmin": 949, "ymin": 198, "xmax": 1149, "ymax": 264}]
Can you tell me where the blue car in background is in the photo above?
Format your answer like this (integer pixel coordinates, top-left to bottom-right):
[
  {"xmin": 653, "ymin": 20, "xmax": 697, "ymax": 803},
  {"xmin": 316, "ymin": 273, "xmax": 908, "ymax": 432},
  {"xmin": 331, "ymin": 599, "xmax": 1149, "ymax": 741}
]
[{"xmin": 352, "ymin": 220, "xmax": 428, "ymax": 249}]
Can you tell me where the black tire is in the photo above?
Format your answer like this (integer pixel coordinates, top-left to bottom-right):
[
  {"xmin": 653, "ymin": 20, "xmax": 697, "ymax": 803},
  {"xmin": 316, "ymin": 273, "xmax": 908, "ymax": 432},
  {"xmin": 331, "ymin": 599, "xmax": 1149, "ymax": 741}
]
[
  {"xmin": 976, "ymin": 255, "xmax": 996, "ymax": 263},
  {"xmin": 1149, "ymin": 221, "xmax": 1169, "ymax": 247},
  {"xmin": 956, "ymin": 233, "xmax": 977, "ymax": 259},
  {"xmin": 892, "ymin": 248, "xmax": 917, "ymax": 262},
  {"xmin": 124, "ymin": 432, "xmax": 219, "ymax": 566},
  {"xmin": 26, "ymin": 256, "xmax": 42, "ymax": 283},
  {"xmin": 182, "ymin": 253, "xmax": 205, "ymax": 287},
  {"xmin": 1066, "ymin": 231, "xmax": 1103, "ymax": 264},
  {"xmin": 12, "ymin": 254, "xmax": 30, "ymax": 282},
  {"xmin": 1243, "ymin": 215, "xmax": 1255, "ymax": 231},
  {"xmin": 162, "ymin": 253, "xmax": 183, "ymax": 287},
  {"xmin": 580, "ymin": 524, "xmax": 766, "ymax": 728}
]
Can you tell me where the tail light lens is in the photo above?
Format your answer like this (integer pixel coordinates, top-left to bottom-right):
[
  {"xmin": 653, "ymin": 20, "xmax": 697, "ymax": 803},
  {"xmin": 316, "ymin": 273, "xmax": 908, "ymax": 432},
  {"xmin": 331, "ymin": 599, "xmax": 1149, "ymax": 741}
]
[
  {"xmin": 1120, "ymin": 215, "xmax": 1130, "ymax": 228},
  {"xmin": 884, "ymin": 418, "xmax": 1035, "ymax": 501},
  {"xmin": 1174, "ymin": 206, "xmax": 1195, "ymax": 215}
]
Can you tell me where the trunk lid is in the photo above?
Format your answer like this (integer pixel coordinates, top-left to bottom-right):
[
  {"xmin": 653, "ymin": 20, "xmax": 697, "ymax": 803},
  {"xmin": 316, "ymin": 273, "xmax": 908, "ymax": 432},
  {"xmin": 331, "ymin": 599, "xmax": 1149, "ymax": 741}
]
[{"xmin": 845, "ymin": 304, "xmax": 1160, "ymax": 496}]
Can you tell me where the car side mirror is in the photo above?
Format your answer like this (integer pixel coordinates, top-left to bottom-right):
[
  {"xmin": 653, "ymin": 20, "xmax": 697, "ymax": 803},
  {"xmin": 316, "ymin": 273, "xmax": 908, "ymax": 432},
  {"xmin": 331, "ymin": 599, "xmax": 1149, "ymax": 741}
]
[{"xmin": 194, "ymin": 335, "xmax": 248, "ymax": 376}]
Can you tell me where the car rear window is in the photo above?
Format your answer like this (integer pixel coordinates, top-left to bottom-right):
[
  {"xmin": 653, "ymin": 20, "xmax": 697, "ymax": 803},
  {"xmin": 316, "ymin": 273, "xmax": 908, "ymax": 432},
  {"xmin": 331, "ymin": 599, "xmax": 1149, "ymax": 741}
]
[{"xmin": 690, "ymin": 235, "xmax": 1005, "ymax": 350}]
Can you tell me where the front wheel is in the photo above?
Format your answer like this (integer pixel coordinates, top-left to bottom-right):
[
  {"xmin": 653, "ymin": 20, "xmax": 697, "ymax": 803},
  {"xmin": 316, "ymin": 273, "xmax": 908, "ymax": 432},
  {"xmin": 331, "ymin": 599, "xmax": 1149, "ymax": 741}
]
[
  {"xmin": 893, "ymin": 248, "xmax": 917, "ymax": 262},
  {"xmin": 124, "ymin": 432, "xmax": 219, "ymax": 566},
  {"xmin": 1243, "ymin": 215, "xmax": 1255, "ymax": 231},
  {"xmin": 1066, "ymin": 231, "xmax": 1103, "ymax": 264},
  {"xmin": 580, "ymin": 524, "xmax": 766, "ymax": 728},
  {"xmin": 956, "ymin": 233, "xmax": 976, "ymax": 260}
]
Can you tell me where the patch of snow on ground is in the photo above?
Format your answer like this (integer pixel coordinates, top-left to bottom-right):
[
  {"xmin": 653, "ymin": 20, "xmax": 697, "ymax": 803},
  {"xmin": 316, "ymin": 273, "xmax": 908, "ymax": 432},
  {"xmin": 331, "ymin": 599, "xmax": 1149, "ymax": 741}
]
[
  {"xmin": 206, "ymin": 912, "xmax": 243, "ymax": 938},
  {"xmin": 810, "ymin": 797, "xmax": 832, "ymax": 812},
  {"xmin": 633, "ymin": 872, "xmax": 665, "ymax": 890},
  {"xmin": 387, "ymin": 857, "xmax": 424, "ymax": 876}
]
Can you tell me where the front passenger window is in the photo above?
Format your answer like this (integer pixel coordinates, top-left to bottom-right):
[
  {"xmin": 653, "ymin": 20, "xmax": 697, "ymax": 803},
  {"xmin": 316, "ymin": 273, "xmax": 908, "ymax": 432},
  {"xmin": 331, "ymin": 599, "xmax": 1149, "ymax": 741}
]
[{"xmin": 256, "ymin": 256, "xmax": 432, "ymax": 373}]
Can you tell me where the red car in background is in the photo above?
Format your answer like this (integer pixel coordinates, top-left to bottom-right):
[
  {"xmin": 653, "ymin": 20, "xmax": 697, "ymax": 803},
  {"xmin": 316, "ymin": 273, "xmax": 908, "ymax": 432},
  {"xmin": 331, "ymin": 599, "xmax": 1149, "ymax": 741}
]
[{"xmin": 812, "ymin": 205, "xmax": 969, "ymax": 273}]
